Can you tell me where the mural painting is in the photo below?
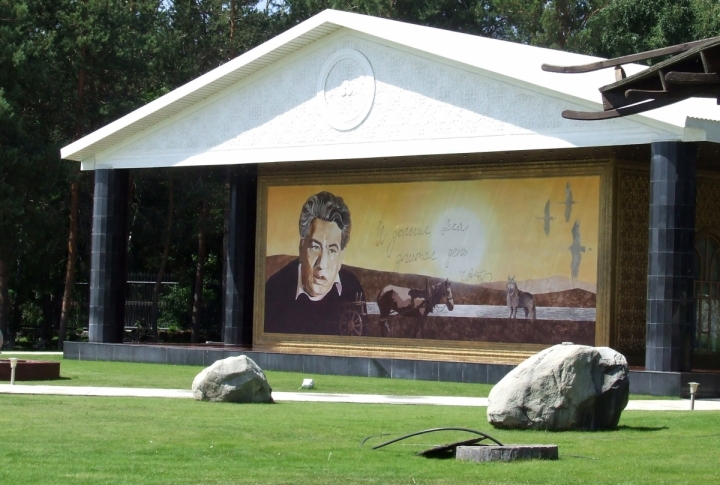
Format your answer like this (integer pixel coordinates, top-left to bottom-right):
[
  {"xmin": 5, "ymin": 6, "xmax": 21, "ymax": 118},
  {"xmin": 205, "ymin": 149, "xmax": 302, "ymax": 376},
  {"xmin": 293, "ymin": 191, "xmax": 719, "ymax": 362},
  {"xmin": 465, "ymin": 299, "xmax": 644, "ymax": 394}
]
[{"xmin": 263, "ymin": 175, "xmax": 600, "ymax": 346}]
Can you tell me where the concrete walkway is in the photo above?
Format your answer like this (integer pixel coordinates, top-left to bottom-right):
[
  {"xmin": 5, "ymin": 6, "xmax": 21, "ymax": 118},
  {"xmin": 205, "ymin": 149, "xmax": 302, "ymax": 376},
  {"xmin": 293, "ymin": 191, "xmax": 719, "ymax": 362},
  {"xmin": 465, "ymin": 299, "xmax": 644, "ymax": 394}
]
[{"xmin": 1, "ymin": 384, "xmax": 719, "ymax": 410}]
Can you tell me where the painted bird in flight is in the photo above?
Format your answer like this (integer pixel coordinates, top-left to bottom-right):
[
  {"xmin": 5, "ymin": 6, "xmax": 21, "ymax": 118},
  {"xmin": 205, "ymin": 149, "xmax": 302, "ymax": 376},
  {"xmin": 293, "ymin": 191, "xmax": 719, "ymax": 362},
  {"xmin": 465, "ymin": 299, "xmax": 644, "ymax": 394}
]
[
  {"xmin": 561, "ymin": 182, "xmax": 576, "ymax": 223},
  {"xmin": 569, "ymin": 220, "xmax": 586, "ymax": 280},
  {"xmin": 536, "ymin": 199, "xmax": 555, "ymax": 236}
]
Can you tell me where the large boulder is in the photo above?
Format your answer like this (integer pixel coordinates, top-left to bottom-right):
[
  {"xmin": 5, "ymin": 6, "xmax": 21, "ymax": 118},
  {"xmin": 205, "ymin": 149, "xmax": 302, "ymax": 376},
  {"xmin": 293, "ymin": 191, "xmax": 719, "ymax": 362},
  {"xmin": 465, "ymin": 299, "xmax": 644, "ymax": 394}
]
[
  {"xmin": 487, "ymin": 344, "xmax": 629, "ymax": 431},
  {"xmin": 192, "ymin": 355, "xmax": 274, "ymax": 403}
]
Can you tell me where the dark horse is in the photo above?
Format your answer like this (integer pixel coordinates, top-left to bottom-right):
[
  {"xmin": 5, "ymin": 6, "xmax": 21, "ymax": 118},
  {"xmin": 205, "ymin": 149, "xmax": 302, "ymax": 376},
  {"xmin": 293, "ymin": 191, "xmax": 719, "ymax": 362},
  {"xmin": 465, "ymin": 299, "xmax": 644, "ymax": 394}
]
[{"xmin": 376, "ymin": 279, "xmax": 454, "ymax": 337}]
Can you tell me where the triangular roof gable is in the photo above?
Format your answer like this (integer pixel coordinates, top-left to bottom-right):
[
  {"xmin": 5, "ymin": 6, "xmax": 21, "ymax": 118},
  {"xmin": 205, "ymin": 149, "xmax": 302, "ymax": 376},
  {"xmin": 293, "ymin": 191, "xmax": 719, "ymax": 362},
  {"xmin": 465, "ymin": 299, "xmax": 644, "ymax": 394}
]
[{"xmin": 61, "ymin": 9, "xmax": 718, "ymax": 169}]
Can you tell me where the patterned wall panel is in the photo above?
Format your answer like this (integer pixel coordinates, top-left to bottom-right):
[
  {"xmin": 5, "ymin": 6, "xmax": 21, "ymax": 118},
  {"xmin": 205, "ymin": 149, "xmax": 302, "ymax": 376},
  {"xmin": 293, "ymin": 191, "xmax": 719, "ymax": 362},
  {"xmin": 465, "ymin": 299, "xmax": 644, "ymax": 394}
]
[
  {"xmin": 616, "ymin": 169, "xmax": 649, "ymax": 355},
  {"xmin": 615, "ymin": 171, "xmax": 720, "ymax": 358},
  {"xmin": 697, "ymin": 176, "xmax": 720, "ymax": 232}
]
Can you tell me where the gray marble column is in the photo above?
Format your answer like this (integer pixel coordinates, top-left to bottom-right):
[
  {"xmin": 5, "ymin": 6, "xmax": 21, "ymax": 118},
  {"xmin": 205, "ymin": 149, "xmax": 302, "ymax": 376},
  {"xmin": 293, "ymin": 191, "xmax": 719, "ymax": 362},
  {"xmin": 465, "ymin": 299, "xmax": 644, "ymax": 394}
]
[
  {"xmin": 224, "ymin": 165, "xmax": 257, "ymax": 346},
  {"xmin": 89, "ymin": 169, "xmax": 129, "ymax": 343},
  {"xmin": 646, "ymin": 141, "xmax": 696, "ymax": 372}
]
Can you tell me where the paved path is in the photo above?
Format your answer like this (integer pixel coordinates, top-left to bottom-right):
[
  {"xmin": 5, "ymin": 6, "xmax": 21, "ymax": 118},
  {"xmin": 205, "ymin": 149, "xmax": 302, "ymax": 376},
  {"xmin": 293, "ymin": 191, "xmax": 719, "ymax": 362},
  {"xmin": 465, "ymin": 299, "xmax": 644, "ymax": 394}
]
[
  {"xmin": 1, "ymin": 384, "xmax": 719, "ymax": 410},
  {"xmin": 0, "ymin": 384, "xmax": 191, "ymax": 399}
]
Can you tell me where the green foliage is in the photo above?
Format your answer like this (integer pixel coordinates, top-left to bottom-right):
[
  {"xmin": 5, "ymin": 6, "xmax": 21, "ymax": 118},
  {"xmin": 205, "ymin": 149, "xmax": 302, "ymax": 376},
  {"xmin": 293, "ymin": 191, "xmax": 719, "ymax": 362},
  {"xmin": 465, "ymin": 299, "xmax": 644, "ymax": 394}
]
[
  {"xmin": 3, "ymin": 0, "xmax": 720, "ymax": 343},
  {"xmin": 489, "ymin": 0, "xmax": 610, "ymax": 51},
  {"xmin": 583, "ymin": 0, "xmax": 697, "ymax": 59},
  {"xmin": 157, "ymin": 284, "xmax": 192, "ymax": 330},
  {"xmin": 489, "ymin": 0, "xmax": 720, "ymax": 57},
  {"xmin": 692, "ymin": 0, "xmax": 720, "ymax": 39},
  {"xmin": 275, "ymin": 0, "xmax": 503, "ymax": 37}
]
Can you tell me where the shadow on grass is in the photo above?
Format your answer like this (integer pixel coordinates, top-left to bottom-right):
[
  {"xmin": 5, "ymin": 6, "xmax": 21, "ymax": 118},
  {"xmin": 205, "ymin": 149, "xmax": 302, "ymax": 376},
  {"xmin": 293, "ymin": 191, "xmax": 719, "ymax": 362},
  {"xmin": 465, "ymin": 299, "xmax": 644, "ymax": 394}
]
[
  {"xmin": 37, "ymin": 377, "xmax": 73, "ymax": 382},
  {"xmin": 538, "ymin": 425, "xmax": 669, "ymax": 433},
  {"xmin": 2, "ymin": 377, "xmax": 73, "ymax": 384},
  {"xmin": 614, "ymin": 425, "xmax": 668, "ymax": 432}
]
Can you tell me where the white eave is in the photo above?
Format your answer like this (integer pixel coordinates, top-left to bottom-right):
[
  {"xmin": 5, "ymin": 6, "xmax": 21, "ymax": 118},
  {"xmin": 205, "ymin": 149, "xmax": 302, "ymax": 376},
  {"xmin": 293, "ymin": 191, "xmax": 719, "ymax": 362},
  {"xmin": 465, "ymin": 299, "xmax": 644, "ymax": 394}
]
[
  {"xmin": 61, "ymin": 9, "xmax": 720, "ymax": 163},
  {"xmin": 61, "ymin": 13, "xmax": 343, "ymax": 162}
]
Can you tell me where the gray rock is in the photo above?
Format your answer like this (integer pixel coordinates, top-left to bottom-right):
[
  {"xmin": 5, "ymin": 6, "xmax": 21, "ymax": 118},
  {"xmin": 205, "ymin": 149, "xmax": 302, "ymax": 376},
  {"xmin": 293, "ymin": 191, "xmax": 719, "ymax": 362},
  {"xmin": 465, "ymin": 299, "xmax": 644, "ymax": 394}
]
[
  {"xmin": 487, "ymin": 344, "xmax": 628, "ymax": 431},
  {"xmin": 192, "ymin": 355, "xmax": 274, "ymax": 403}
]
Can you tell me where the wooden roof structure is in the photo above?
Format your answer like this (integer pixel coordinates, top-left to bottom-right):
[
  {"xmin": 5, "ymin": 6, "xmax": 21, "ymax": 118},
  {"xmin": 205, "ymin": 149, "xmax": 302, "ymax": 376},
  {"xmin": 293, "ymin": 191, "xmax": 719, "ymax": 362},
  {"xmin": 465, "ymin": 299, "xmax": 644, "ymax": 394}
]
[{"xmin": 543, "ymin": 37, "xmax": 720, "ymax": 120}]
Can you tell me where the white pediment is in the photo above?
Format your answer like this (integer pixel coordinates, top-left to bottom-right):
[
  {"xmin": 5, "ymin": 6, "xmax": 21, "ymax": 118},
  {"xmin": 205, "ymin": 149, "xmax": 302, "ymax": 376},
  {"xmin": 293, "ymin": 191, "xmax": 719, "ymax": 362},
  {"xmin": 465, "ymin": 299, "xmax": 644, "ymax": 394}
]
[{"xmin": 90, "ymin": 32, "xmax": 686, "ymax": 169}]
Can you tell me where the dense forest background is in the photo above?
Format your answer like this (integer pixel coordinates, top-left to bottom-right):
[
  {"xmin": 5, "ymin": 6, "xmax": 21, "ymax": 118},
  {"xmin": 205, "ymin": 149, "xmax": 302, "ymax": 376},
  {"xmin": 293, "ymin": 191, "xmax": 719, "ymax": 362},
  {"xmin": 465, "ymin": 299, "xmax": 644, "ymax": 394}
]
[{"xmin": 2, "ymin": 0, "xmax": 719, "ymax": 349}]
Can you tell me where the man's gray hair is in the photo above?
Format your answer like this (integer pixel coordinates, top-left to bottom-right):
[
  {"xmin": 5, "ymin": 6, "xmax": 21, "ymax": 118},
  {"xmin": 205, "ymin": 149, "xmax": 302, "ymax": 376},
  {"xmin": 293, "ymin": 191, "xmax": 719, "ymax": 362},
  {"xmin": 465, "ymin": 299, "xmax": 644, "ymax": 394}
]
[{"xmin": 299, "ymin": 191, "xmax": 351, "ymax": 250}]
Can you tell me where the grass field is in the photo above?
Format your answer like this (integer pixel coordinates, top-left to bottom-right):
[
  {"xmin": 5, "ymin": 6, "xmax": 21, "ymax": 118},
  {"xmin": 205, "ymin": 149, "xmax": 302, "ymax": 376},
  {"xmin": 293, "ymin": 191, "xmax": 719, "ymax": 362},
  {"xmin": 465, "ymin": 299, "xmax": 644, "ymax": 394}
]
[
  {"xmin": 4, "ymin": 355, "xmax": 676, "ymax": 399},
  {"xmin": 7, "ymin": 355, "xmax": 497, "ymax": 397},
  {"xmin": 1, "ymin": 357, "xmax": 716, "ymax": 484},
  {"xmin": 1, "ymin": 393, "xmax": 719, "ymax": 485}
]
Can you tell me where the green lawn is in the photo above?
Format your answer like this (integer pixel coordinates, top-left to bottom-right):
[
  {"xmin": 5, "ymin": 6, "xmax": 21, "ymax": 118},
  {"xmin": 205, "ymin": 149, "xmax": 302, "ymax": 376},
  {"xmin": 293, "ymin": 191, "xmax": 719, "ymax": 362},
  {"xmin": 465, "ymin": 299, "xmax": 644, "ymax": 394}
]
[
  {"xmin": 9, "ymin": 355, "xmax": 497, "ymax": 396},
  {"xmin": 0, "ymin": 393, "xmax": 718, "ymax": 485},
  {"xmin": 1, "ymin": 357, "xmax": 713, "ymax": 483},
  {"xmin": 4, "ymin": 355, "xmax": 677, "ymax": 399}
]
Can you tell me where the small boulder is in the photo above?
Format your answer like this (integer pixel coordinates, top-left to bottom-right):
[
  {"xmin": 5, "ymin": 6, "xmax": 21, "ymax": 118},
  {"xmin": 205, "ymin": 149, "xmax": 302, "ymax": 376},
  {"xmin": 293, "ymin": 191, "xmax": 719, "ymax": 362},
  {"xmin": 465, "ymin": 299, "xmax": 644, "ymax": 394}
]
[
  {"xmin": 487, "ymin": 344, "xmax": 628, "ymax": 431},
  {"xmin": 192, "ymin": 355, "xmax": 273, "ymax": 403}
]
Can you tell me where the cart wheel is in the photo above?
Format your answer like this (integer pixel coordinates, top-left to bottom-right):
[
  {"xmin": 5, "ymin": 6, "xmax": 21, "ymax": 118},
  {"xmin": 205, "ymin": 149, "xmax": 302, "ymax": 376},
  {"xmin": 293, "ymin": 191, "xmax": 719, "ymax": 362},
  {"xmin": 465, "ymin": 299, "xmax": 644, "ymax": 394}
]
[{"xmin": 340, "ymin": 311, "xmax": 364, "ymax": 336}]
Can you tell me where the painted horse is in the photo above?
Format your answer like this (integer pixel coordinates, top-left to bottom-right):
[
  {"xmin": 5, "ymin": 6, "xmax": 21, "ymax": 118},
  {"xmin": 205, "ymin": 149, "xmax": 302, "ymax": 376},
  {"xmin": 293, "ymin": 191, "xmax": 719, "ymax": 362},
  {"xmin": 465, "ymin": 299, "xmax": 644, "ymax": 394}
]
[{"xmin": 376, "ymin": 279, "xmax": 454, "ymax": 337}]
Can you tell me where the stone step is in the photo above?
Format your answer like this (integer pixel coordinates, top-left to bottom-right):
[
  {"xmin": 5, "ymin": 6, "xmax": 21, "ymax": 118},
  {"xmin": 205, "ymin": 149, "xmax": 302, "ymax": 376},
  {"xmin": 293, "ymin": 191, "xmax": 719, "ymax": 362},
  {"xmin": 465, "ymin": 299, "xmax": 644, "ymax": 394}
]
[{"xmin": 456, "ymin": 445, "xmax": 559, "ymax": 462}]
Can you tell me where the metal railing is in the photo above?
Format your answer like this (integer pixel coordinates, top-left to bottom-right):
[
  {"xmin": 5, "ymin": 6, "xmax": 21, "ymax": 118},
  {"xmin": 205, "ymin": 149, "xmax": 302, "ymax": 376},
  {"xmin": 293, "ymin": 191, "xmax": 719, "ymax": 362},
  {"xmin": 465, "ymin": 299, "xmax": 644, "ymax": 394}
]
[
  {"xmin": 125, "ymin": 273, "xmax": 178, "ymax": 328},
  {"xmin": 74, "ymin": 273, "xmax": 178, "ymax": 329}
]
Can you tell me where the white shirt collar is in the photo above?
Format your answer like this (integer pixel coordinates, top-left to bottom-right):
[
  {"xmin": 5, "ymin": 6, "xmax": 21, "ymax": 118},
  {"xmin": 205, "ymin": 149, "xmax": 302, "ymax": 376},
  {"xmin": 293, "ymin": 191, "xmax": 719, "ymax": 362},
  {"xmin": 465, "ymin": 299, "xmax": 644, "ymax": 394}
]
[{"xmin": 295, "ymin": 263, "xmax": 342, "ymax": 301}]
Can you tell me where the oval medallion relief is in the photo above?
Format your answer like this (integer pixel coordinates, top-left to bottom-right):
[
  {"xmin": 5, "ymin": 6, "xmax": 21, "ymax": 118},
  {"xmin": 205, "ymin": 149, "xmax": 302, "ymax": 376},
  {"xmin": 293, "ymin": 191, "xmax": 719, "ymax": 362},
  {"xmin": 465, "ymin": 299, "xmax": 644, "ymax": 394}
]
[{"xmin": 317, "ymin": 49, "xmax": 375, "ymax": 131}]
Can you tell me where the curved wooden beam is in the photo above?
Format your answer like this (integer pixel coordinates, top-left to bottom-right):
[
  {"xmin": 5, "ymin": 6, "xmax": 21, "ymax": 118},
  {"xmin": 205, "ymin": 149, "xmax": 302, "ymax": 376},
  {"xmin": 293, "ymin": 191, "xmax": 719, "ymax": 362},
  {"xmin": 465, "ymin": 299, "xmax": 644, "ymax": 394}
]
[
  {"xmin": 541, "ymin": 37, "xmax": 720, "ymax": 74},
  {"xmin": 665, "ymin": 72, "xmax": 720, "ymax": 85},
  {"xmin": 562, "ymin": 98, "xmax": 681, "ymax": 120}
]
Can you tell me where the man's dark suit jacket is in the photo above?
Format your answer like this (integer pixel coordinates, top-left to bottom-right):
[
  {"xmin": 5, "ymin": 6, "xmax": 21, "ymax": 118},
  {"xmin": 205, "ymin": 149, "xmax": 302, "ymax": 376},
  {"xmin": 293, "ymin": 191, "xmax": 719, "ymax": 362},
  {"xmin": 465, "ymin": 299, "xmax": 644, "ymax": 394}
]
[{"xmin": 264, "ymin": 259, "xmax": 365, "ymax": 335}]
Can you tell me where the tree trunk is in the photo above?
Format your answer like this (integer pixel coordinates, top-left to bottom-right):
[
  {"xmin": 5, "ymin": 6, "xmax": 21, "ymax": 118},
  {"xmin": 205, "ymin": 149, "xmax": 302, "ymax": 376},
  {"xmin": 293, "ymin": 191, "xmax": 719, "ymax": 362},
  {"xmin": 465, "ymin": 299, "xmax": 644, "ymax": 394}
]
[
  {"xmin": 151, "ymin": 176, "xmax": 173, "ymax": 335},
  {"xmin": 58, "ymin": 180, "xmax": 80, "ymax": 349},
  {"xmin": 58, "ymin": 39, "xmax": 87, "ymax": 350},
  {"xmin": 229, "ymin": 0, "xmax": 236, "ymax": 58},
  {"xmin": 191, "ymin": 200, "xmax": 208, "ymax": 344},
  {"xmin": 74, "ymin": 45, "xmax": 87, "ymax": 137},
  {"xmin": 0, "ymin": 259, "xmax": 9, "ymax": 344}
]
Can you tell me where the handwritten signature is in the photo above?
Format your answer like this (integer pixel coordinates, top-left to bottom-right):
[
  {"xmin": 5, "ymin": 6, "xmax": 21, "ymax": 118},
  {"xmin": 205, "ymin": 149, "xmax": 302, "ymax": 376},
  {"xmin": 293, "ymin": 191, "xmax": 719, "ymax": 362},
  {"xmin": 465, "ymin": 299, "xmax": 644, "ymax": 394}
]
[{"xmin": 458, "ymin": 267, "xmax": 493, "ymax": 283}]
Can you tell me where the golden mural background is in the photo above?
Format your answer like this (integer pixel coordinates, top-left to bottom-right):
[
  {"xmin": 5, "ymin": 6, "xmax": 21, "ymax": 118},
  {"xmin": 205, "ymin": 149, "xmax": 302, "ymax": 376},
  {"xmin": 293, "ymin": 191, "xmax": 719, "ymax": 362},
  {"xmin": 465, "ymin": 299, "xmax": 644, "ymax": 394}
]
[{"xmin": 266, "ymin": 177, "xmax": 600, "ymax": 287}]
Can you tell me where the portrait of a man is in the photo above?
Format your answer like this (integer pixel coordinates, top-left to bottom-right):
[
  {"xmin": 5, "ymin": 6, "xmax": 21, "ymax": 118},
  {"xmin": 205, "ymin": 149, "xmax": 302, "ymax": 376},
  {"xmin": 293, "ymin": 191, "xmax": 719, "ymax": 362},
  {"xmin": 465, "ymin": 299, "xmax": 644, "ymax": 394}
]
[{"xmin": 264, "ymin": 191, "xmax": 365, "ymax": 335}]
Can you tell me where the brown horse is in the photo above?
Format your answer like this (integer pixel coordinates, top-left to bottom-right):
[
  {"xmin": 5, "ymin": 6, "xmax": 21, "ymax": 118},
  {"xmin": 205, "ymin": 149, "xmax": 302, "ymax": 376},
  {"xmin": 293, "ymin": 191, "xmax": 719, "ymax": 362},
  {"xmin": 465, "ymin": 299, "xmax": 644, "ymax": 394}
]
[{"xmin": 376, "ymin": 279, "xmax": 454, "ymax": 337}]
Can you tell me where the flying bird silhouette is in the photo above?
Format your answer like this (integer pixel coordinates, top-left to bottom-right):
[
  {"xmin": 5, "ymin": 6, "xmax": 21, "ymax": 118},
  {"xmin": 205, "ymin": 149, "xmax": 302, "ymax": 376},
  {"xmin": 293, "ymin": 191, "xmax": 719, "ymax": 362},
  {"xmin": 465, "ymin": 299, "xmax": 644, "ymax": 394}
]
[
  {"xmin": 569, "ymin": 221, "xmax": 586, "ymax": 280},
  {"xmin": 536, "ymin": 199, "xmax": 555, "ymax": 236},
  {"xmin": 560, "ymin": 182, "xmax": 576, "ymax": 222}
]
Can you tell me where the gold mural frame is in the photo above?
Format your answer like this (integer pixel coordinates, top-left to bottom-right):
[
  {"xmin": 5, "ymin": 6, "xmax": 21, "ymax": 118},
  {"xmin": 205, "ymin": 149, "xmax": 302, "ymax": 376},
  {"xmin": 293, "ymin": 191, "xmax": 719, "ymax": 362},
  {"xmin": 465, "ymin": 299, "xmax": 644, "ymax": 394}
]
[{"xmin": 253, "ymin": 157, "xmax": 615, "ymax": 364}]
